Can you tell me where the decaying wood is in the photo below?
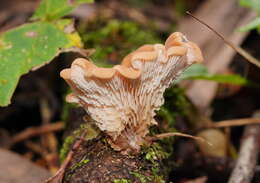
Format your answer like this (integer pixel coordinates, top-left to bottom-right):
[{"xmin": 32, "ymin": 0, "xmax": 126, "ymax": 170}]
[
  {"xmin": 0, "ymin": 148, "xmax": 51, "ymax": 183},
  {"xmin": 179, "ymin": 0, "xmax": 256, "ymax": 111},
  {"xmin": 228, "ymin": 111, "xmax": 260, "ymax": 183},
  {"xmin": 228, "ymin": 125, "xmax": 260, "ymax": 183},
  {"xmin": 62, "ymin": 137, "xmax": 168, "ymax": 183}
]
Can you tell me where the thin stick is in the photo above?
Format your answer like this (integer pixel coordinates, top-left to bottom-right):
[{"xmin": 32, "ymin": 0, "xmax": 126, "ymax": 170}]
[
  {"xmin": 186, "ymin": 11, "xmax": 260, "ymax": 68},
  {"xmin": 11, "ymin": 122, "xmax": 64, "ymax": 144},
  {"xmin": 211, "ymin": 118, "xmax": 260, "ymax": 128},
  {"xmin": 155, "ymin": 132, "xmax": 212, "ymax": 146}
]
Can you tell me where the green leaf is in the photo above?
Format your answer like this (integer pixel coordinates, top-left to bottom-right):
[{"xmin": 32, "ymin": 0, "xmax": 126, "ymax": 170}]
[
  {"xmin": 177, "ymin": 64, "xmax": 255, "ymax": 86},
  {"xmin": 0, "ymin": 20, "xmax": 83, "ymax": 106},
  {"xmin": 239, "ymin": 17, "xmax": 260, "ymax": 32},
  {"xmin": 187, "ymin": 74, "xmax": 251, "ymax": 85},
  {"xmin": 32, "ymin": 0, "xmax": 94, "ymax": 21},
  {"xmin": 178, "ymin": 64, "xmax": 208, "ymax": 80}
]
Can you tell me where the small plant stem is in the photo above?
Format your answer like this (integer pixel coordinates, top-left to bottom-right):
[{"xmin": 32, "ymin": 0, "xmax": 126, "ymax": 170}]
[
  {"xmin": 154, "ymin": 132, "xmax": 211, "ymax": 146},
  {"xmin": 210, "ymin": 118, "xmax": 260, "ymax": 128}
]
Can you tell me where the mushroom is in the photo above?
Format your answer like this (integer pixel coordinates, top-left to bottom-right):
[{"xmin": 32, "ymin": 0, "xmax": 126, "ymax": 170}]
[{"xmin": 60, "ymin": 32, "xmax": 203, "ymax": 154}]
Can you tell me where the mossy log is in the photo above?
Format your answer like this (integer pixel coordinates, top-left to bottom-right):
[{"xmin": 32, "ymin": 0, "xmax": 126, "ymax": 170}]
[
  {"xmin": 63, "ymin": 137, "xmax": 168, "ymax": 183},
  {"xmin": 61, "ymin": 108, "xmax": 173, "ymax": 183}
]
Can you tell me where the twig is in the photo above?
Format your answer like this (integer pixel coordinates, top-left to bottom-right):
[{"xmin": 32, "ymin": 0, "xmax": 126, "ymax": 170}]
[
  {"xmin": 24, "ymin": 140, "xmax": 60, "ymax": 173},
  {"xmin": 183, "ymin": 176, "xmax": 207, "ymax": 183},
  {"xmin": 25, "ymin": 140, "xmax": 48, "ymax": 156},
  {"xmin": 11, "ymin": 122, "xmax": 64, "ymax": 145},
  {"xmin": 210, "ymin": 118, "xmax": 260, "ymax": 128},
  {"xmin": 186, "ymin": 11, "xmax": 260, "ymax": 68},
  {"xmin": 43, "ymin": 131, "xmax": 87, "ymax": 183},
  {"xmin": 228, "ymin": 124, "xmax": 260, "ymax": 183},
  {"xmin": 154, "ymin": 132, "xmax": 212, "ymax": 146}
]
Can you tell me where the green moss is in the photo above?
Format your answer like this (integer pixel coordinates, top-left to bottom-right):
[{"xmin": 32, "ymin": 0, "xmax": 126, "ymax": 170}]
[
  {"xmin": 113, "ymin": 179, "xmax": 132, "ymax": 183},
  {"xmin": 59, "ymin": 135, "xmax": 74, "ymax": 162},
  {"xmin": 157, "ymin": 86, "xmax": 190, "ymax": 129},
  {"xmin": 130, "ymin": 143, "xmax": 169, "ymax": 183},
  {"xmin": 79, "ymin": 20, "xmax": 161, "ymax": 67},
  {"xmin": 69, "ymin": 158, "xmax": 89, "ymax": 172},
  {"xmin": 64, "ymin": 157, "xmax": 90, "ymax": 181},
  {"xmin": 130, "ymin": 172, "xmax": 151, "ymax": 183},
  {"xmin": 59, "ymin": 123, "xmax": 99, "ymax": 162},
  {"xmin": 153, "ymin": 175, "xmax": 166, "ymax": 183},
  {"xmin": 144, "ymin": 143, "xmax": 170, "ymax": 165},
  {"xmin": 130, "ymin": 171, "xmax": 166, "ymax": 183}
]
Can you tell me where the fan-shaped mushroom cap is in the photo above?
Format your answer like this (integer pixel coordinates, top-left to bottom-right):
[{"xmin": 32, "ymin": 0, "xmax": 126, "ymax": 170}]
[
  {"xmin": 113, "ymin": 65, "xmax": 141, "ymax": 79},
  {"xmin": 60, "ymin": 69, "xmax": 71, "ymax": 80},
  {"xmin": 165, "ymin": 32, "xmax": 185, "ymax": 48},
  {"xmin": 60, "ymin": 32, "xmax": 203, "ymax": 154},
  {"xmin": 122, "ymin": 44, "xmax": 155, "ymax": 67}
]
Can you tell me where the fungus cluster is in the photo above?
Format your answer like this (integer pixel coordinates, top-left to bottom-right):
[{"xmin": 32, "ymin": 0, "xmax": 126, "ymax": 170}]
[{"xmin": 60, "ymin": 32, "xmax": 203, "ymax": 154}]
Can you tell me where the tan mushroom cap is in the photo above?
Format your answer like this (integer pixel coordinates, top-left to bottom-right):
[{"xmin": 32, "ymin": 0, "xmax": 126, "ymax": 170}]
[
  {"xmin": 60, "ymin": 69, "xmax": 71, "ymax": 80},
  {"xmin": 165, "ymin": 32, "xmax": 184, "ymax": 49},
  {"xmin": 131, "ymin": 51, "xmax": 158, "ymax": 62},
  {"xmin": 166, "ymin": 46, "xmax": 187, "ymax": 57},
  {"xmin": 186, "ymin": 41, "xmax": 203, "ymax": 63},
  {"xmin": 61, "ymin": 32, "xmax": 203, "ymax": 81},
  {"xmin": 113, "ymin": 65, "xmax": 141, "ymax": 79},
  {"xmin": 88, "ymin": 67, "xmax": 116, "ymax": 79},
  {"xmin": 122, "ymin": 44, "xmax": 155, "ymax": 67},
  {"xmin": 121, "ymin": 32, "xmax": 203, "ymax": 69},
  {"xmin": 165, "ymin": 32, "xmax": 203, "ymax": 63},
  {"xmin": 66, "ymin": 93, "xmax": 79, "ymax": 103},
  {"xmin": 65, "ymin": 58, "xmax": 142, "ymax": 80}
]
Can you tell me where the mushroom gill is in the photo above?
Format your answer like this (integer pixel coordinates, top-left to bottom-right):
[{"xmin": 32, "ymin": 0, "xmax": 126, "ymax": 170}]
[{"xmin": 60, "ymin": 32, "xmax": 203, "ymax": 154}]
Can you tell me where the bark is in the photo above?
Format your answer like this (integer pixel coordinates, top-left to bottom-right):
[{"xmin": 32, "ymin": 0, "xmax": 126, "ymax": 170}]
[{"xmin": 228, "ymin": 124, "xmax": 260, "ymax": 183}]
